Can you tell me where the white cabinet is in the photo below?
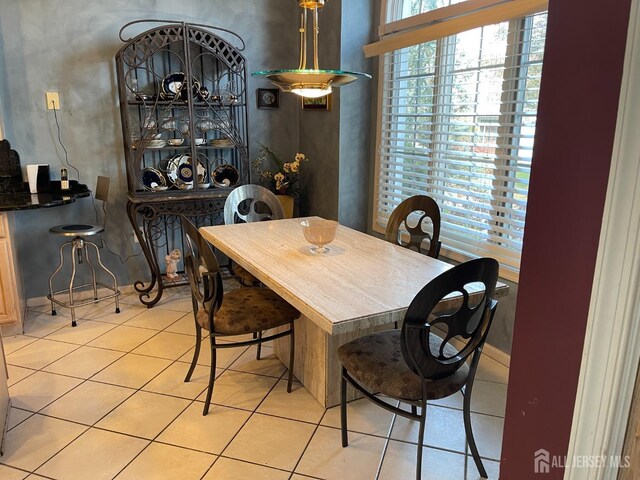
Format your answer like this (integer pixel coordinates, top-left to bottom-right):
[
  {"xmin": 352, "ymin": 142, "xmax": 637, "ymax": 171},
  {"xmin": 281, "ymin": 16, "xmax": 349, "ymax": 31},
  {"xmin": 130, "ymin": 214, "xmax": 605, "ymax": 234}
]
[{"xmin": 0, "ymin": 212, "xmax": 24, "ymax": 335}]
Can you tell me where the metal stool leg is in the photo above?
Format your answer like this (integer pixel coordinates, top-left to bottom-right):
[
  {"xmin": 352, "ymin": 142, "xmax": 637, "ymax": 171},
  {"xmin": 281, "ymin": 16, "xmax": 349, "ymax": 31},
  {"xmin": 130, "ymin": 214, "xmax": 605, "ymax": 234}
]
[
  {"xmin": 68, "ymin": 239, "xmax": 81, "ymax": 327},
  {"xmin": 84, "ymin": 242, "xmax": 99, "ymax": 301},
  {"xmin": 48, "ymin": 235, "xmax": 121, "ymax": 328},
  {"xmin": 87, "ymin": 241, "xmax": 120, "ymax": 314},
  {"xmin": 48, "ymin": 241, "xmax": 71, "ymax": 316}
]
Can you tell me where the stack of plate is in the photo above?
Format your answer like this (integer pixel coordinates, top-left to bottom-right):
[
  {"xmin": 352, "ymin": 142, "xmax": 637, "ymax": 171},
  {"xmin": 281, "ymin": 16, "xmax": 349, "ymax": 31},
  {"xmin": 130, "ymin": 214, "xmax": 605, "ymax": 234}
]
[
  {"xmin": 209, "ymin": 138, "xmax": 234, "ymax": 148},
  {"xmin": 147, "ymin": 139, "xmax": 166, "ymax": 149}
]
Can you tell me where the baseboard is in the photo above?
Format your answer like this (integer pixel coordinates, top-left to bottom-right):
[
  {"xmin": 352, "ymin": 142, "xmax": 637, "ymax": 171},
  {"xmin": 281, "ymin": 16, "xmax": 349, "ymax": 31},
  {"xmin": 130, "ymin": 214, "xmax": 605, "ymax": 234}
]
[
  {"xmin": 0, "ymin": 322, "xmax": 23, "ymax": 337},
  {"xmin": 483, "ymin": 342, "xmax": 511, "ymax": 368},
  {"xmin": 430, "ymin": 324, "xmax": 511, "ymax": 369}
]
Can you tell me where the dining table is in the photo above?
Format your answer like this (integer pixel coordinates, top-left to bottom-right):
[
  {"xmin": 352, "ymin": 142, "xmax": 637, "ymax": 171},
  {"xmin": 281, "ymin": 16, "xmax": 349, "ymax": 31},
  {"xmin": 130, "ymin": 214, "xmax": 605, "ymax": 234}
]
[{"xmin": 200, "ymin": 217, "xmax": 509, "ymax": 407}]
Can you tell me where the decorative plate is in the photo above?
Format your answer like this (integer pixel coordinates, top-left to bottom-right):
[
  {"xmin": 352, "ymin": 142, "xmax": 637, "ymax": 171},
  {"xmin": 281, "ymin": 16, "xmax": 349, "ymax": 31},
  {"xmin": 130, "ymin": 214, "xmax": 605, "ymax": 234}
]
[
  {"xmin": 166, "ymin": 154, "xmax": 206, "ymax": 189},
  {"xmin": 211, "ymin": 164, "xmax": 240, "ymax": 188},
  {"xmin": 146, "ymin": 139, "xmax": 166, "ymax": 149},
  {"xmin": 197, "ymin": 86, "xmax": 210, "ymax": 101},
  {"xmin": 162, "ymin": 72, "xmax": 186, "ymax": 99},
  {"xmin": 140, "ymin": 167, "xmax": 168, "ymax": 191},
  {"xmin": 161, "ymin": 72, "xmax": 207, "ymax": 101}
]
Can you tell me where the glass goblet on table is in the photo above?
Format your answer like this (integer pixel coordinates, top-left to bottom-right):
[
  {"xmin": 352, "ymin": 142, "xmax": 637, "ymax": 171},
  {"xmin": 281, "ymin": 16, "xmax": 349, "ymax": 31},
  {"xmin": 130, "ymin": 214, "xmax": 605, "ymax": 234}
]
[{"xmin": 301, "ymin": 219, "xmax": 339, "ymax": 254}]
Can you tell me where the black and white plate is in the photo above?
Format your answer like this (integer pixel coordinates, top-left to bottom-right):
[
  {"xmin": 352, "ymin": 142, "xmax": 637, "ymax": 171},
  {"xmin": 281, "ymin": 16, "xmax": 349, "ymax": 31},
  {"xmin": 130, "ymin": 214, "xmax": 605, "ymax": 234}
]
[
  {"xmin": 166, "ymin": 154, "xmax": 206, "ymax": 190},
  {"xmin": 140, "ymin": 167, "xmax": 168, "ymax": 191},
  {"xmin": 161, "ymin": 72, "xmax": 208, "ymax": 101},
  {"xmin": 211, "ymin": 164, "xmax": 240, "ymax": 188}
]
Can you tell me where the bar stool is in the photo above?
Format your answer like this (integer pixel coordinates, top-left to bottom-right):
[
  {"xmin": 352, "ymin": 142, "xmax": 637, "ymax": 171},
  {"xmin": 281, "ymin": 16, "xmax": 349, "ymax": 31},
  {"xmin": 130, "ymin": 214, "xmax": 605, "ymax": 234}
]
[{"xmin": 47, "ymin": 176, "xmax": 120, "ymax": 327}]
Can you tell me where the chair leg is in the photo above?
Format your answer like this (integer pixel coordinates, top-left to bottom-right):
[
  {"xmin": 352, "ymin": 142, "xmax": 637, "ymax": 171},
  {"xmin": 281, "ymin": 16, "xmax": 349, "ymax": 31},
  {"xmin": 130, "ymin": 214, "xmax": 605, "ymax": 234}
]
[
  {"xmin": 256, "ymin": 331, "xmax": 263, "ymax": 360},
  {"xmin": 184, "ymin": 323, "xmax": 202, "ymax": 382},
  {"xmin": 203, "ymin": 338, "xmax": 217, "ymax": 416},
  {"xmin": 411, "ymin": 405, "xmax": 417, "ymax": 415},
  {"xmin": 464, "ymin": 383, "xmax": 487, "ymax": 478},
  {"xmin": 416, "ymin": 402, "xmax": 427, "ymax": 480},
  {"xmin": 287, "ymin": 322, "xmax": 295, "ymax": 393},
  {"xmin": 68, "ymin": 241, "xmax": 79, "ymax": 327},
  {"xmin": 341, "ymin": 368, "xmax": 349, "ymax": 447}
]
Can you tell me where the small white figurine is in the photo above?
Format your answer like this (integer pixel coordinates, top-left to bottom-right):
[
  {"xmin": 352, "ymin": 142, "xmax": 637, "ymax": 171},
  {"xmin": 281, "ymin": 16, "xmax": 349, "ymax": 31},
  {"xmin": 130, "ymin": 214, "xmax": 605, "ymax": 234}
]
[{"xmin": 165, "ymin": 249, "xmax": 181, "ymax": 279}]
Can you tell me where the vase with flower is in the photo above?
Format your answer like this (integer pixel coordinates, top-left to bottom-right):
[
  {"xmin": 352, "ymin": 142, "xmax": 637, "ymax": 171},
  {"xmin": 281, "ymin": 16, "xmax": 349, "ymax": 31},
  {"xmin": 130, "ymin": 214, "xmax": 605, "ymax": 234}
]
[{"xmin": 252, "ymin": 145, "xmax": 308, "ymax": 218}]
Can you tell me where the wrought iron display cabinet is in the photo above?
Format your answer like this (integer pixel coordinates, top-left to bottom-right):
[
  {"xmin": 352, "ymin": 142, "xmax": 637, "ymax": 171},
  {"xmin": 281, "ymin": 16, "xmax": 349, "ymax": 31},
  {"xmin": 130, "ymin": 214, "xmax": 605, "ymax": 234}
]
[{"xmin": 115, "ymin": 20, "xmax": 249, "ymax": 306}]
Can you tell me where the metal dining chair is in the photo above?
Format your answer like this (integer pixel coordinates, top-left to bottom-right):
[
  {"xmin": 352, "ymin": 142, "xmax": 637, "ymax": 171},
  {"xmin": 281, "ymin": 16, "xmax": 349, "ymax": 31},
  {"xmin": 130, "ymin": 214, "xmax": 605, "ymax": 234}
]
[
  {"xmin": 224, "ymin": 184, "xmax": 284, "ymax": 224},
  {"xmin": 338, "ymin": 258, "xmax": 499, "ymax": 480},
  {"xmin": 385, "ymin": 195, "xmax": 442, "ymax": 258},
  {"xmin": 224, "ymin": 184, "xmax": 285, "ymax": 286},
  {"xmin": 180, "ymin": 215, "xmax": 298, "ymax": 415}
]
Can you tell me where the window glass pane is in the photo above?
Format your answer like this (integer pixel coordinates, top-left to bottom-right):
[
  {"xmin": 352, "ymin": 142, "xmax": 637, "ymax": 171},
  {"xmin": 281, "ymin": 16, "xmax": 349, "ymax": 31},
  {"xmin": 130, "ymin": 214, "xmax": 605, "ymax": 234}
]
[{"xmin": 401, "ymin": 0, "xmax": 466, "ymax": 19}]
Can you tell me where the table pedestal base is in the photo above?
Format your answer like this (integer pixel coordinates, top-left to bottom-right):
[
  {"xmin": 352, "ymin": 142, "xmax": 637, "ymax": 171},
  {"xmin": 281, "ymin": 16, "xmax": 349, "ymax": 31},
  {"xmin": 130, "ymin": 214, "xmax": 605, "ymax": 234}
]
[{"xmin": 274, "ymin": 315, "xmax": 393, "ymax": 408}]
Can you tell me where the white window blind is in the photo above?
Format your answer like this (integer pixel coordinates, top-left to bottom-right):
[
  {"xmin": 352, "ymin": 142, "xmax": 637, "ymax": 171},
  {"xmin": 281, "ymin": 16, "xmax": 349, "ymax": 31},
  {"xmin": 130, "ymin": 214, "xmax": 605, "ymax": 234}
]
[{"xmin": 374, "ymin": 11, "xmax": 547, "ymax": 280}]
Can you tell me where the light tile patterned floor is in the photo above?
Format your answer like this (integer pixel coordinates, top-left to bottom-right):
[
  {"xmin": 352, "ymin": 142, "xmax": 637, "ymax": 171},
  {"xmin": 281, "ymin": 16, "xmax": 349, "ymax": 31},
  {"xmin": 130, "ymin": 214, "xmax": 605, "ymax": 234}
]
[{"xmin": 0, "ymin": 279, "xmax": 508, "ymax": 480}]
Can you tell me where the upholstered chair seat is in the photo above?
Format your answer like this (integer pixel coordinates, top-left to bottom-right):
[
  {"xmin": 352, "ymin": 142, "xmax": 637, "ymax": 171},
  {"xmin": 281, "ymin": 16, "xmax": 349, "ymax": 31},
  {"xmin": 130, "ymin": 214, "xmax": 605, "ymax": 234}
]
[
  {"xmin": 337, "ymin": 330, "xmax": 469, "ymax": 401},
  {"xmin": 197, "ymin": 287, "xmax": 299, "ymax": 335},
  {"xmin": 231, "ymin": 263, "xmax": 260, "ymax": 287}
]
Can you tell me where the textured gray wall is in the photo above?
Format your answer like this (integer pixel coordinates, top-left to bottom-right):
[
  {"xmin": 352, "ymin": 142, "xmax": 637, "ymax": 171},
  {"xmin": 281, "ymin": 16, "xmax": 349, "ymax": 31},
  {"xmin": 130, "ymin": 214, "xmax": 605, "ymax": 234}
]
[
  {"xmin": 298, "ymin": 0, "xmax": 375, "ymax": 230},
  {"xmin": 298, "ymin": 0, "xmax": 342, "ymax": 220},
  {"xmin": 337, "ymin": 0, "xmax": 375, "ymax": 231},
  {"xmin": 0, "ymin": 0, "xmax": 299, "ymax": 297}
]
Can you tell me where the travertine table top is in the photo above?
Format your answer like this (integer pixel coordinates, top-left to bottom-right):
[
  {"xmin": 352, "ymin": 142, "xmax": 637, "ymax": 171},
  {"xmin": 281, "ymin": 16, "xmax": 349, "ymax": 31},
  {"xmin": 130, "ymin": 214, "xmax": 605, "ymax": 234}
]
[{"xmin": 200, "ymin": 217, "xmax": 507, "ymax": 335}]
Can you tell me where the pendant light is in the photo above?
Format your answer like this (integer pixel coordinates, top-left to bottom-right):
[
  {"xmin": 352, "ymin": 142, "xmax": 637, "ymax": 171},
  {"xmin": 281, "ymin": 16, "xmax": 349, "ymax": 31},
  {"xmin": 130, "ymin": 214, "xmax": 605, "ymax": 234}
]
[{"xmin": 252, "ymin": 0, "xmax": 371, "ymax": 98}]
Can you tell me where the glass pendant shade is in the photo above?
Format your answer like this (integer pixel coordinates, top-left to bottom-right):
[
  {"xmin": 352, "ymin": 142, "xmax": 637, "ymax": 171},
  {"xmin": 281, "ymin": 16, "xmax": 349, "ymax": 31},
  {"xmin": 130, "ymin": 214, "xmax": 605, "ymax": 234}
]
[{"xmin": 252, "ymin": 1, "xmax": 370, "ymax": 98}]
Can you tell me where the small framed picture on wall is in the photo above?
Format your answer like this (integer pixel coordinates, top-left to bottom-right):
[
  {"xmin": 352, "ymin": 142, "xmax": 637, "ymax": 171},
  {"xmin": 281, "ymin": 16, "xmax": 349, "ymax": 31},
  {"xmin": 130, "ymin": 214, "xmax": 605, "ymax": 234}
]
[
  {"xmin": 257, "ymin": 88, "xmax": 279, "ymax": 109},
  {"xmin": 301, "ymin": 94, "xmax": 332, "ymax": 111}
]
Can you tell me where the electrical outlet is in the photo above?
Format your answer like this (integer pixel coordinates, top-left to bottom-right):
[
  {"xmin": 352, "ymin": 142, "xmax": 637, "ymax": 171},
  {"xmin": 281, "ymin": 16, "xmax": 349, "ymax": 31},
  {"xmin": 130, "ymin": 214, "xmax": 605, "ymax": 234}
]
[{"xmin": 46, "ymin": 91, "xmax": 60, "ymax": 110}]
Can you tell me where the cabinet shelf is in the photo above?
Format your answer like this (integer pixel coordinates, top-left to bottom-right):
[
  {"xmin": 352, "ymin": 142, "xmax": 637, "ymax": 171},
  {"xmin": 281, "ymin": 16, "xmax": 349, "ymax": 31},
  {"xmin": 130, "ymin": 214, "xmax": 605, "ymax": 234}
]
[
  {"xmin": 132, "ymin": 145, "xmax": 236, "ymax": 152},
  {"xmin": 126, "ymin": 99, "xmax": 246, "ymax": 108}
]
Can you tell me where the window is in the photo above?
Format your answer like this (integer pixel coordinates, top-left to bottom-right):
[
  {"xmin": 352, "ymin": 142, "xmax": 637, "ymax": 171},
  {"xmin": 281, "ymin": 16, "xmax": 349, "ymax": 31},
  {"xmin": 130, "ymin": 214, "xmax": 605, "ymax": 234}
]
[
  {"xmin": 395, "ymin": 0, "xmax": 467, "ymax": 19},
  {"xmin": 373, "ymin": 2, "xmax": 547, "ymax": 281}
]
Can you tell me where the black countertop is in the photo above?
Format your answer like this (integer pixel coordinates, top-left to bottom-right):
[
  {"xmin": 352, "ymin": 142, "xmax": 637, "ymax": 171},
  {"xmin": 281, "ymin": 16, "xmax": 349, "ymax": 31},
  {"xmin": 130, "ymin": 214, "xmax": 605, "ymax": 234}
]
[{"xmin": 0, "ymin": 181, "xmax": 90, "ymax": 212}]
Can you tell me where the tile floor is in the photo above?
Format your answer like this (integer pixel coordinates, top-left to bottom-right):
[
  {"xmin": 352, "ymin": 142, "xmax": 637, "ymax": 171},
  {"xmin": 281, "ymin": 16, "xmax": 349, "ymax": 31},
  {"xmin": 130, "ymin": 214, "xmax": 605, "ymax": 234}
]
[{"xmin": 0, "ymin": 278, "xmax": 508, "ymax": 480}]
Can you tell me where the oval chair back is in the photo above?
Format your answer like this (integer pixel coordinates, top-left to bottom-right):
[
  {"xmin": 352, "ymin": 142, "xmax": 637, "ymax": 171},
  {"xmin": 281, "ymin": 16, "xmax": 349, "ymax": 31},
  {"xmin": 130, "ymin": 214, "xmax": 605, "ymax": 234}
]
[
  {"xmin": 385, "ymin": 195, "xmax": 442, "ymax": 258},
  {"xmin": 400, "ymin": 257, "xmax": 499, "ymax": 381},
  {"xmin": 181, "ymin": 216, "xmax": 224, "ymax": 321},
  {"xmin": 224, "ymin": 184, "xmax": 285, "ymax": 225}
]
